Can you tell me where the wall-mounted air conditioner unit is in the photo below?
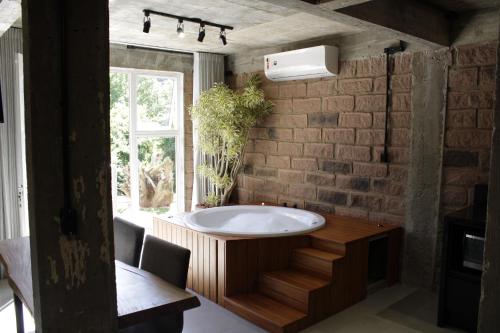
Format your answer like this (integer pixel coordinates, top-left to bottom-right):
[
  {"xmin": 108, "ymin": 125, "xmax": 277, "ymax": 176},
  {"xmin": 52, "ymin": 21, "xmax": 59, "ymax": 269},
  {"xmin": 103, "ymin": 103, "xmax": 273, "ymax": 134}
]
[{"xmin": 264, "ymin": 45, "xmax": 339, "ymax": 82}]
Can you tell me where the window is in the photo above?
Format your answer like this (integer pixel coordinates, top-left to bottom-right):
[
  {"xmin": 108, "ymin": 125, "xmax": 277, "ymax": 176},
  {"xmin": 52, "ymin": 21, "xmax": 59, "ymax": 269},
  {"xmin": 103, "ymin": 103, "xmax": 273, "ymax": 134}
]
[{"xmin": 110, "ymin": 68, "xmax": 184, "ymax": 221}]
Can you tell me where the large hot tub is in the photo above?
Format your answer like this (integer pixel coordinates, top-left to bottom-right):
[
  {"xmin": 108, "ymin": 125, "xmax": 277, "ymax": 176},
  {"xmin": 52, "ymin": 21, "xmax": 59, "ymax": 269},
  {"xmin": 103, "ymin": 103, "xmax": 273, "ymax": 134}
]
[{"xmin": 184, "ymin": 205, "xmax": 325, "ymax": 237}]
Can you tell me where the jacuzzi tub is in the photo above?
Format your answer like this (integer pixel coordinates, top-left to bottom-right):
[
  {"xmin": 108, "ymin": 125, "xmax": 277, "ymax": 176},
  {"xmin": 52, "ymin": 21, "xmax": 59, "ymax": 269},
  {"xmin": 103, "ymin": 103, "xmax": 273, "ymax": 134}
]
[{"xmin": 184, "ymin": 205, "xmax": 325, "ymax": 237}]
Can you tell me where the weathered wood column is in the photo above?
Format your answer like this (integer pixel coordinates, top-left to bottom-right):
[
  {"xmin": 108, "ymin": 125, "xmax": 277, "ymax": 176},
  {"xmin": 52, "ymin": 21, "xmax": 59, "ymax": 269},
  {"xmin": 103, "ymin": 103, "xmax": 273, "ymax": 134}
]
[
  {"xmin": 23, "ymin": 0, "xmax": 117, "ymax": 331},
  {"xmin": 478, "ymin": 18, "xmax": 500, "ymax": 333}
]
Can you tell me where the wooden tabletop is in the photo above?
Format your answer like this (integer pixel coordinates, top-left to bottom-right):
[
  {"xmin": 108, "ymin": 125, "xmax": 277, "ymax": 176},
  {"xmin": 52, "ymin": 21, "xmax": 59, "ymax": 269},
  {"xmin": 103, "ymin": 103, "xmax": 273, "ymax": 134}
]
[{"xmin": 0, "ymin": 237, "xmax": 200, "ymax": 328}]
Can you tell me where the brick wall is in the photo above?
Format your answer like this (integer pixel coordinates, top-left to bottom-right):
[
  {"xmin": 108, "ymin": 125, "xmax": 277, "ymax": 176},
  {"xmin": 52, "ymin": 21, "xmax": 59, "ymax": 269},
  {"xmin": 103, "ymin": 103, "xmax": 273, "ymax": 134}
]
[
  {"xmin": 229, "ymin": 53, "xmax": 413, "ymax": 224},
  {"xmin": 441, "ymin": 42, "xmax": 497, "ymax": 212}
]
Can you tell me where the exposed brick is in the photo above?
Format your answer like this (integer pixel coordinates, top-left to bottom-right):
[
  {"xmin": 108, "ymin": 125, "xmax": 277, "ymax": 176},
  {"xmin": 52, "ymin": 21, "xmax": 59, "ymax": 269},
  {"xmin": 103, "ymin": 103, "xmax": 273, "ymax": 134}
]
[
  {"xmin": 268, "ymin": 128, "xmax": 293, "ymax": 141},
  {"xmin": 318, "ymin": 189, "xmax": 348, "ymax": 205},
  {"xmin": 390, "ymin": 113, "xmax": 411, "ymax": 128},
  {"xmin": 448, "ymin": 68, "xmax": 478, "ymax": 90},
  {"xmin": 279, "ymin": 83, "xmax": 306, "ymax": 98},
  {"xmin": 444, "ymin": 168, "xmax": 489, "ymax": 186},
  {"xmin": 480, "ymin": 151, "xmax": 491, "ymax": 171},
  {"xmin": 324, "ymin": 96, "xmax": 355, "ymax": 112},
  {"xmin": 254, "ymin": 192, "xmax": 277, "ymax": 204},
  {"xmin": 263, "ymin": 84, "xmax": 279, "ymax": 99},
  {"xmin": 355, "ymin": 95, "xmax": 386, "ymax": 112},
  {"xmin": 291, "ymin": 158, "xmax": 318, "ymax": 171},
  {"xmin": 373, "ymin": 77, "xmax": 387, "ymax": 93},
  {"xmin": 293, "ymin": 98, "xmax": 321, "ymax": 113},
  {"xmin": 304, "ymin": 201, "xmax": 334, "ymax": 214},
  {"xmin": 455, "ymin": 43, "xmax": 497, "ymax": 67},
  {"xmin": 308, "ymin": 112, "xmax": 339, "ymax": 128},
  {"xmin": 336, "ymin": 207, "xmax": 369, "ymax": 219},
  {"xmin": 394, "ymin": 53, "xmax": 412, "ymax": 74},
  {"xmin": 244, "ymin": 176, "xmax": 265, "ymax": 191},
  {"xmin": 356, "ymin": 57, "xmax": 386, "ymax": 77},
  {"xmin": 387, "ymin": 147, "xmax": 410, "ymax": 164},
  {"xmin": 339, "ymin": 60, "xmax": 356, "ymax": 78},
  {"xmin": 479, "ymin": 66, "xmax": 496, "ymax": 88},
  {"xmin": 294, "ymin": 128, "xmax": 321, "ymax": 142},
  {"xmin": 289, "ymin": 184, "xmax": 317, "ymax": 200},
  {"xmin": 278, "ymin": 169, "xmax": 304, "ymax": 183},
  {"xmin": 307, "ymin": 80, "xmax": 336, "ymax": 97},
  {"xmin": 392, "ymin": 93, "xmax": 411, "ymax": 111},
  {"xmin": 244, "ymin": 152, "xmax": 266, "ymax": 165},
  {"xmin": 448, "ymin": 90, "xmax": 495, "ymax": 109},
  {"xmin": 442, "ymin": 186, "xmax": 468, "ymax": 207},
  {"xmin": 353, "ymin": 164, "xmax": 386, "ymax": 179},
  {"xmin": 372, "ymin": 113, "xmax": 386, "ymax": 129},
  {"xmin": 446, "ymin": 109, "xmax": 476, "ymax": 128},
  {"xmin": 249, "ymin": 127, "xmax": 269, "ymax": 139},
  {"xmin": 323, "ymin": 128, "xmax": 355, "ymax": 144},
  {"xmin": 272, "ymin": 99, "xmax": 293, "ymax": 113},
  {"xmin": 320, "ymin": 160, "xmax": 352, "ymax": 174},
  {"xmin": 304, "ymin": 143, "xmax": 334, "ymax": 158},
  {"xmin": 391, "ymin": 74, "xmax": 412, "ymax": 92},
  {"xmin": 306, "ymin": 173, "xmax": 335, "ymax": 186},
  {"xmin": 267, "ymin": 155, "xmax": 291, "ymax": 169},
  {"xmin": 383, "ymin": 196, "xmax": 406, "ymax": 215},
  {"xmin": 235, "ymin": 188, "xmax": 253, "ymax": 204},
  {"xmin": 390, "ymin": 128, "xmax": 411, "ymax": 147},
  {"xmin": 336, "ymin": 175, "xmax": 370, "ymax": 191},
  {"xmin": 336, "ymin": 145, "xmax": 371, "ymax": 162},
  {"xmin": 245, "ymin": 139, "xmax": 255, "ymax": 153},
  {"xmin": 243, "ymin": 164, "xmax": 253, "ymax": 175},
  {"xmin": 478, "ymin": 109, "xmax": 494, "ymax": 129},
  {"xmin": 351, "ymin": 193, "xmax": 383, "ymax": 210},
  {"xmin": 278, "ymin": 142, "xmax": 303, "ymax": 156},
  {"xmin": 255, "ymin": 167, "xmax": 278, "ymax": 178},
  {"xmin": 339, "ymin": 78, "xmax": 373, "ymax": 94},
  {"xmin": 254, "ymin": 140, "xmax": 277, "ymax": 154},
  {"xmin": 339, "ymin": 113, "xmax": 372, "ymax": 128},
  {"xmin": 372, "ymin": 179, "xmax": 405, "ymax": 196},
  {"xmin": 356, "ymin": 129, "xmax": 385, "ymax": 146},
  {"xmin": 280, "ymin": 114, "xmax": 308, "ymax": 128},
  {"xmin": 278, "ymin": 196, "xmax": 305, "ymax": 209},
  {"xmin": 443, "ymin": 150, "xmax": 479, "ymax": 167},
  {"xmin": 262, "ymin": 180, "xmax": 287, "ymax": 194},
  {"xmin": 445, "ymin": 129, "xmax": 492, "ymax": 148},
  {"xmin": 369, "ymin": 212, "xmax": 404, "ymax": 224},
  {"xmin": 260, "ymin": 114, "xmax": 281, "ymax": 127},
  {"xmin": 388, "ymin": 165, "xmax": 408, "ymax": 182}
]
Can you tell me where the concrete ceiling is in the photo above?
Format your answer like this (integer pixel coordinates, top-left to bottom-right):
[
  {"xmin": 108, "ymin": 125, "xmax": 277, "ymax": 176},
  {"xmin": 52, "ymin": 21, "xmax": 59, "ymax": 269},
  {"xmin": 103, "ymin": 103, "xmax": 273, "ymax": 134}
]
[
  {"xmin": 425, "ymin": 0, "xmax": 499, "ymax": 12},
  {"xmin": 109, "ymin": 0, "xmax": 362, "ymax": 54}
]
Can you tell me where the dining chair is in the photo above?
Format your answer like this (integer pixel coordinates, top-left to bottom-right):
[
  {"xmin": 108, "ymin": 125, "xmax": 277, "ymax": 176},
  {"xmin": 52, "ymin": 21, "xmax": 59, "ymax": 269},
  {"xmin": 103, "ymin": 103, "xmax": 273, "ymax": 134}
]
[
  {"xmin": 113, "ymin": 217, "xmax": 145, "ymax": 268},
  {"xmin": 120, "ymin": 235, "xmax": 191, "ymax": 333}
]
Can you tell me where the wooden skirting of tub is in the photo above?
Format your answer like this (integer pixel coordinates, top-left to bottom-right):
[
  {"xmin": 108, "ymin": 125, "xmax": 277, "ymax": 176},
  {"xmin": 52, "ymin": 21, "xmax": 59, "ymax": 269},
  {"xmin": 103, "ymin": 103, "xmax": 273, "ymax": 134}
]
[{"xmin": 153, "ymin": 213, "xmax": 402, "ymax": 333}]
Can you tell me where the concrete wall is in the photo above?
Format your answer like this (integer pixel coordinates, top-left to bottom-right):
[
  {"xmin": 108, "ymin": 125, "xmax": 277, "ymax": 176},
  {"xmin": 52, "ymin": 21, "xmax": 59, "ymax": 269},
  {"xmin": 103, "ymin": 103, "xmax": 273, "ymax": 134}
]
[{"xmin": 109, "ymin": 44, "xmax": 194, "ymax": 211}]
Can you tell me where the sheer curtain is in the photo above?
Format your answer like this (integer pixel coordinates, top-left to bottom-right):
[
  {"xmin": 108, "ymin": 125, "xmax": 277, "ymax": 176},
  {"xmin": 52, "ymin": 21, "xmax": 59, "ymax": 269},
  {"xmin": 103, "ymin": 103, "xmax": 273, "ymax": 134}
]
[{"xmin": 191, "ymin": 52, "xmax": 224, "ymax": 211}]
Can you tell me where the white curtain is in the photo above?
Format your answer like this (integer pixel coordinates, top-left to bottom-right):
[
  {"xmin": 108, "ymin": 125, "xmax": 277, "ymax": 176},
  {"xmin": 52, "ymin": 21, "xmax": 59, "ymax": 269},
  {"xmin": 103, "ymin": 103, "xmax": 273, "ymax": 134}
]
[{"xmin": 191, "ymin": 52, "xmax": 224, "ymax": 211}]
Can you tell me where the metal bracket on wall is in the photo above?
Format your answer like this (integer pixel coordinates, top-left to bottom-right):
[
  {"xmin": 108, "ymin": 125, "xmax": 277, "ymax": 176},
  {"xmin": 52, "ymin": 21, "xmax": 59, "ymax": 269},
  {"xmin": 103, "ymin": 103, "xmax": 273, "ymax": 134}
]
[{"xmin": 381, "ymin": 41, "xmax": 406, "ymax": 163}]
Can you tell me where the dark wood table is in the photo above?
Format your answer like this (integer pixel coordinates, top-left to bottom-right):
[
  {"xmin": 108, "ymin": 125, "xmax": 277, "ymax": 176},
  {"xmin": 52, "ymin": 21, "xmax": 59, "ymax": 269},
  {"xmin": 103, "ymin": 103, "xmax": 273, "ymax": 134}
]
[{"xmin": 0, "ymin": 237, "xmax": 200, "ymax": 332}]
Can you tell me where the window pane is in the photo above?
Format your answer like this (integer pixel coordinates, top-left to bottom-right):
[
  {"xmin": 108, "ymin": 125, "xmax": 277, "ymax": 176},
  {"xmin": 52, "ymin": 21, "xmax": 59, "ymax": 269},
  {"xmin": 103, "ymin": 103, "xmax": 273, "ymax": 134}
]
[
  {"xmin": 137, "ymin": 137, "xmax": 176, "ymax": 213},
  {"xmin": 136, "ymin": 75, "xmax": 176, "ymax": 131},
  {"xmin": 110, "ymin": 72, "xmax": 131, "ymax": 213}
]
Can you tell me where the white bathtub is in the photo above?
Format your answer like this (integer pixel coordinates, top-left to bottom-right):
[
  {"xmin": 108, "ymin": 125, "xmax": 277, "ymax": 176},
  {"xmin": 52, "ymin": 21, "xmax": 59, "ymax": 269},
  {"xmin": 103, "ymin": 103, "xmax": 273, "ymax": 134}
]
[{"xmin": 184, "ymin": 205, "xmax": 325, "ymax": 237}]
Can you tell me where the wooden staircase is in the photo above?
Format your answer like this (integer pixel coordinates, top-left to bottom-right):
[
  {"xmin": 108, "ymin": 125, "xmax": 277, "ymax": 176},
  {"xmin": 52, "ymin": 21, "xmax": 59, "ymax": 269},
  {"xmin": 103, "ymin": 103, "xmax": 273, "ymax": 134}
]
[{"xmin": 224, "ymin": 238, "xmax": 345, "ymax": 333}]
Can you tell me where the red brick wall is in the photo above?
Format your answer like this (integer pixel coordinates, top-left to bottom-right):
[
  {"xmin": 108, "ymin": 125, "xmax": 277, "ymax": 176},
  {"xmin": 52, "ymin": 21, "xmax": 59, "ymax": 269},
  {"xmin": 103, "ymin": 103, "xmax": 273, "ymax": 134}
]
[
  {"xmin": 228, "ymin": 53, "xmax": 413, "ymax": 224},
  {"xmin": 441, "ymin": 42, "xmax": 497, "ymax": 212}
]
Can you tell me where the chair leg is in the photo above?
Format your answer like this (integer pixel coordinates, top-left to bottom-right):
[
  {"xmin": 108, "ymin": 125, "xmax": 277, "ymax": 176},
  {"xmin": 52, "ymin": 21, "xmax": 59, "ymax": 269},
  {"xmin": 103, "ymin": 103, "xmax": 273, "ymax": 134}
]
[{"xmin": 14, "ymin": 293, "xmax": 24, "ymax": 333}]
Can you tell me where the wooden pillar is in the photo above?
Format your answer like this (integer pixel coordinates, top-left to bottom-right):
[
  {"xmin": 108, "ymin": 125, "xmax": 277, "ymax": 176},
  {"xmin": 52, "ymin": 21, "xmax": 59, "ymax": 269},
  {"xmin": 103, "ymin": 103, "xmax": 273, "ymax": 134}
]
[
  {"xmin": 478, "ymin": 18, "xmax": 500, "ymax": 333},
  {"xmin": 23, "ymin": 0, "xmax": 117, "ymax": 331}
]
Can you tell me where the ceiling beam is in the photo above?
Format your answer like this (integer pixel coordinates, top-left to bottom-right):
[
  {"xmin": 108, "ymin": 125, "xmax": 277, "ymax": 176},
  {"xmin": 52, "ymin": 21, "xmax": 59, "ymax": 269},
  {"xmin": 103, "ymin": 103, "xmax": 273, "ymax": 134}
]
[
  {"xmin": 260, "ymin": 0, "xmax": 451, "ymax": 48},
  {"xmin": 301, "ymin": 0, "xmax": 373, "ymax": 10}
]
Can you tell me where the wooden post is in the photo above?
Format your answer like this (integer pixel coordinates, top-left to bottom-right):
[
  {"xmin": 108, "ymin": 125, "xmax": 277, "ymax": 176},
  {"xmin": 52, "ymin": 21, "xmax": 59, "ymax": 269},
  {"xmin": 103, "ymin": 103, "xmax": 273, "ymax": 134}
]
[{"xmin": 23, "ymin": 0, "xmax": 117, "ymax": 331}]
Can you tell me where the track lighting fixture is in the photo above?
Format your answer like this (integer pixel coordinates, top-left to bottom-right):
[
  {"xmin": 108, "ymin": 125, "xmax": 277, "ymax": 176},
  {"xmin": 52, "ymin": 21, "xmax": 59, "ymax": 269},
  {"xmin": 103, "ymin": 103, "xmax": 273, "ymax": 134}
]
[
  {"xmin": 198, "ymin": 24, "xmax": 206, "ymax": 42},
  {"xmin": 177, "ymin": 19, "xmax": 185, "ymax": 38},
  {"xmin": 219, "ymin": 28, "xmax": 227, "ymax": 46},
  {"xmin": 143, "ymin": 13, "xmax": 151, "ymax": 33}
]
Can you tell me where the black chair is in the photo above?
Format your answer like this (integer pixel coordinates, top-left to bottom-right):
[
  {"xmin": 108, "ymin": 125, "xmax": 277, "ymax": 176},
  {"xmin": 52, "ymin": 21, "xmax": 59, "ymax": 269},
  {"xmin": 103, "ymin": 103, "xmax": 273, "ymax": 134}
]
[
  {"xmin": 113, "ymin": 217, "xmax": 145, "ymax": 267},
  {"xmin": 120, "ymin": 235, "xmax": 191, "ymax": 333}
]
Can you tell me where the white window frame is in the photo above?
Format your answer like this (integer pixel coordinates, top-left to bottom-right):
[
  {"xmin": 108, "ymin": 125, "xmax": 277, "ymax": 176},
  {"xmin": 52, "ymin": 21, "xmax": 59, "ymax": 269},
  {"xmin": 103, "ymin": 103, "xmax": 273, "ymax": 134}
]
[{"xmin": 110, "ymin": 67, "xmax": 185, "ymax": 214}]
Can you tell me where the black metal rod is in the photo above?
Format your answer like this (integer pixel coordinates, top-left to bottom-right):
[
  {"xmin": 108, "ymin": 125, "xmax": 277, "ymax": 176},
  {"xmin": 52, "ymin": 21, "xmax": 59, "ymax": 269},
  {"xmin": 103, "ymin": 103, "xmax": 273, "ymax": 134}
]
[
  {"xmin": 144, "ymin": 9, "xmax": 234, "ymax": 30},
  {"xmin": 14, "ymin": 293, "xmax": 24, "ymax": 333}
]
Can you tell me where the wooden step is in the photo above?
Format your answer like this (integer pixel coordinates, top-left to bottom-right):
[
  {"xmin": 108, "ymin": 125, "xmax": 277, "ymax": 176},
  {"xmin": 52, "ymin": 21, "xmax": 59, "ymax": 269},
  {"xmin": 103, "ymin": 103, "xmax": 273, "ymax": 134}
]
[
  {"xmin": 224, "ymin": 293, "xmax": 306, "ymax": 333},
  {"xmin": 291, "ymin": 247, "xmax": 344, "ymax": 279},
  {"xmin": 311, "ymin": 237, "xmax": 346, "ymax": 255},
  {"xmin": 259, "ymin": 269, "xmax": 330, "ymax": 312}
]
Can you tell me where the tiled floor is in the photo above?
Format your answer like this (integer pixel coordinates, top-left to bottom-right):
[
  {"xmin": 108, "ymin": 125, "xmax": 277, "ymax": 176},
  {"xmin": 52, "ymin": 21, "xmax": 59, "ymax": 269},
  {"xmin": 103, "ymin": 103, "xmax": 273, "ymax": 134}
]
[{"xmin": 0, "ymin": 281, "xmax": 463, "ymax": 333}]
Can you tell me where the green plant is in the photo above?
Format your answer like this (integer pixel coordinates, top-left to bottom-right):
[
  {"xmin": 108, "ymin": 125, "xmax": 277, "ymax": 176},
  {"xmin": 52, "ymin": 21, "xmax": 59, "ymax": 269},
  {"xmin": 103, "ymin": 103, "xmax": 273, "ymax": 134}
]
[{"xmin": 190, "ymin": 74, "xmax": 273, "ymax": 206}]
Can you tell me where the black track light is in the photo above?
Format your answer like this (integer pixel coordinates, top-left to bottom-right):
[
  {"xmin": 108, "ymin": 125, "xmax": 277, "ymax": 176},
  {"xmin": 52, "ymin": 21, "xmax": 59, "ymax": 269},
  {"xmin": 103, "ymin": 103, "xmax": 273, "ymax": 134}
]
[
  {"xmin": 197, "ymin": 24, "xmax": 206, "ymax": 42},
  {"xmin": 219, "ymin": 28, "xmax": 227, "ymax": 46},
  {"xmin": 177, "ymin": 19, "xmax": 185, "ymax": 38},
  {"xmin": 143, "ymin": 13, "xmax": 151, "ymax": 33}
]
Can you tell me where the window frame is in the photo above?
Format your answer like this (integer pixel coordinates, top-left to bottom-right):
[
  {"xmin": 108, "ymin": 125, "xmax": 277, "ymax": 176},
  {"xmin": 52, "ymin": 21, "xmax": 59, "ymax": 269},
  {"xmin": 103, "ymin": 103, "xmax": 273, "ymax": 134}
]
[{"xmin": 110, "ymin": 67, "xmax": 185, "ymax": 214}]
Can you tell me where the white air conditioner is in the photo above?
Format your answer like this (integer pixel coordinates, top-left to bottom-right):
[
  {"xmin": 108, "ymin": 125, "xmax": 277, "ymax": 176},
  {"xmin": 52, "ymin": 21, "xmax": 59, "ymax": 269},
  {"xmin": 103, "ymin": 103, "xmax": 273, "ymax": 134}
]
[{"xmin": 264, "ymin": 45, "xmax": 339, "ymax": 82}]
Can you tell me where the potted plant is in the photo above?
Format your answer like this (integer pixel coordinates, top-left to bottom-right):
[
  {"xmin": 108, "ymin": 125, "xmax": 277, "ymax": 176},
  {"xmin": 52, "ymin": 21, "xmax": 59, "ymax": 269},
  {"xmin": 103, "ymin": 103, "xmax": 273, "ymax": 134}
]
[{"xmin": 190, "ymin": 74, "xmax": 273, "ymax": 207}]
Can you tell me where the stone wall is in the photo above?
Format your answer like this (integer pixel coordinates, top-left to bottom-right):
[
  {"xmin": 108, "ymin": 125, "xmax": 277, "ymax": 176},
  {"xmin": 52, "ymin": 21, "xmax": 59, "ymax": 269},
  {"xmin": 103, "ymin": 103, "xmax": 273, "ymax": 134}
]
[
  {"xmin": 229, "ymin": 53, "xmax": 413, "ymax": 224},
  {"xmin": 441, "ymin": 42, "xmax": 497, "ymax": 212}
]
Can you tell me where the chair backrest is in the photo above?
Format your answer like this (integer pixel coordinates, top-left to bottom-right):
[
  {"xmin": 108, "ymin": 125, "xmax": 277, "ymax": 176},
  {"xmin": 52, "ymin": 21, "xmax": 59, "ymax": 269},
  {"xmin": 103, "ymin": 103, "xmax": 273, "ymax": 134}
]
[
  {"xmin": 140, "ymin": 235, "xmax": 191, "ymax": 289},
  {"xmin": 113, "ymin": 217, "xmax": 145, "ymax": 267}
]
